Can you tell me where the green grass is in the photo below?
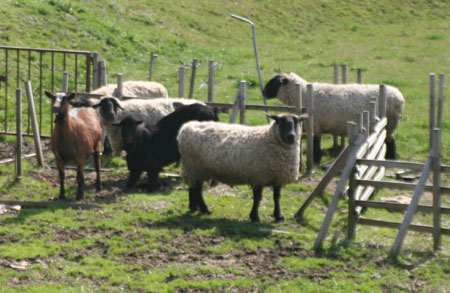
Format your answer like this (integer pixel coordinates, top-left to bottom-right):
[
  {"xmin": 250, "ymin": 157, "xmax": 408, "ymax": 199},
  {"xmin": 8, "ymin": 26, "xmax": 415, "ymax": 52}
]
[{"xmin": 0, "ymin": 0, "xmax": 449, "ymax": 291}]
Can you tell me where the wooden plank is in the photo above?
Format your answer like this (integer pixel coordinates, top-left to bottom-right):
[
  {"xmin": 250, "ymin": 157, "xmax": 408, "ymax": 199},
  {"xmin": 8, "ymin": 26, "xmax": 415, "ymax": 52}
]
[
  {"xmin": 356, "ymin": 159, "xmax": 425, "ymax": 171},
  {"xmin": 357, "ymin": 179, "xmax": 450, "ymax": 195},
  {"xmin": 0, "ymin": 200, "xmax": 100, "ymax": 210},
  {"xmin": 0, "ymin": 153, "xmax": 36, "ymax": 165},
  {"xmin": 295, "ymin": 146, "xmax": 349, "ymax": 219},
  {"xmin": 25, "ymin": 81, "xmax": 44, "ymax": 167},
  {"xmin": 432, "ymin": 129, "xmax": 441, "ymax": 250},
  {"xmin": 306, "ymin": 84, "xmax": 314, "ymax": 172},
  {"xmin": 358, "ymin": 217, "xmax": 450, "ymax": 236},
  {"xmin": 355, "ymin": 144, "xmax": 386, "ymax": 202},
  {"xmin": 390, "ymin": 158, "xmax": 432, "ymax": 258},
  {"xmin": 355, "ymin": 200, "xmax": 450, "ymax": 215},
  {"xmin": 313, "ymin": 133, "xmax": 365, "ymax": 250}
]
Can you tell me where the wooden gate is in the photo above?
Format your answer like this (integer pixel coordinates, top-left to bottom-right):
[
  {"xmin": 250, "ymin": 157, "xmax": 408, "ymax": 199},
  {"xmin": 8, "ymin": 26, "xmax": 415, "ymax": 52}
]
[{"xmin": 0, "ymin": 46, "xmax": 92, "ymax": 137}]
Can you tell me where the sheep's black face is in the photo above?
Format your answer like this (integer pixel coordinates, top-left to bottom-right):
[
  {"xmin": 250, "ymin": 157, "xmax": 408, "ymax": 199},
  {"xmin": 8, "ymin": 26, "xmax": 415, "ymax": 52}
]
[
  {"xmin": 262, "ymin": 74, "xmax": 290, "ymax": 99},
  {"xmin": 268, "ymin": 113, "xmax": 309, "ymax": 145},
  {"xmin": 92, "ymin": 97, "xmax": 123, "ymax": 122},
  {"xmin": 112, "ymin": 115, "xmax": 142, "ymax": 152}
]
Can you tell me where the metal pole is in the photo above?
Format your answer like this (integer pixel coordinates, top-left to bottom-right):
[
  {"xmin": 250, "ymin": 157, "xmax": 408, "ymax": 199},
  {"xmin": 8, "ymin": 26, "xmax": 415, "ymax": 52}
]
[
  {"xmin": 25, "ymin": 81, "xmax": 44, "ymax": 167},
  {"xmin": 208, "ymin": 60, "xmax": 215, "ymax": 102},
  {"xmin": 149, "ymin": 52, "xmax": 157, "ymax": 81},
  {"xmin": 188, "ymin": 58, "xmax": 198, "ymax": 99},
  {"xmin": 231, "ymin": 14, "xmax": 269, "ymax": 123},
  {"xmin": 62, "ymin": 71, "xmax": 69, "ymax": 92},
  {"xmin": 16, "ymin": 89, "xmax": 22, "ymax": 178}
]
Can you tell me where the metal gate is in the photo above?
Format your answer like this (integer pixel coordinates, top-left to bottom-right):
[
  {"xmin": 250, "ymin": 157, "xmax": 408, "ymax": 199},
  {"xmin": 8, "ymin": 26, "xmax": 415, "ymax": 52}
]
[{"xmin": 0, "ymin": 46, "xmax": 92, "ymax": 137}]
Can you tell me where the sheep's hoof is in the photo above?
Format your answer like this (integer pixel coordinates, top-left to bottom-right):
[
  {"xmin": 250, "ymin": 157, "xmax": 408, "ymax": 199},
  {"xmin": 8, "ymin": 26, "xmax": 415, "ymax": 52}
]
[
  {"xmin": 189, "ymin": 204, "xmax": 199, "ymax": 212},
  {"xmin": 96, "ymin": 184, "xmax": 102, "ymax": 192},
  {"xmin": 76, "ymin": 193, "xmax": 84, "ymax": 201},
  {"xmin": 58, "ymin": 195, "xmax": 66, "ymax": 200},
  {"xmin": 199, "ymin": 207, "xmax": 212, "ymax": 215},
  {"xmin": 250, "ymin": 217, "xmax": 260, "ymax": 223}
]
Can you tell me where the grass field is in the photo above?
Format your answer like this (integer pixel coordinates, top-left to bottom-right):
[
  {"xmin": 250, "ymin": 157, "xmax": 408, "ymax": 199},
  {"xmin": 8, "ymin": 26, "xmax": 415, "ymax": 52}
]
[{"xmin": 0, "ymin": 0, "xmax": 449, "ymax": 291}]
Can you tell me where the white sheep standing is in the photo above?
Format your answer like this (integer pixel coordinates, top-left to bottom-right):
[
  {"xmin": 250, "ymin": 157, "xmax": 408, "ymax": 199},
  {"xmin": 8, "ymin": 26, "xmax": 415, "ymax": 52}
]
[
  {"xmin": 93, "ymin": 96, "xmax": 204, "ymax": 156},
  {"xmin": 262, "ymin": 72, "xmax": 405, "ymax": 164},
  {"xmin": 91, "ymin": 81, "xmax": 168, "ymax": 98},
  {"xmin": 177, "ymin": 113, "xmax": 308, "ymax": 222}
]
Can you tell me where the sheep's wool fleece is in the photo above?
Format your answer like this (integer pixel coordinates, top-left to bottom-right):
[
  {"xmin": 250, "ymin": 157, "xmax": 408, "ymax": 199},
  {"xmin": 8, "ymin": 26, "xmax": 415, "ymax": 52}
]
[
  {"xmin": 91, "ymin": 81, "xmax": 168, "ymax": 98},
  {"xmin": 277, "ymin": 73, "xmax": 405, "ymax": 138},
  {"xmin": 178, "ymin": 121, "xmax": 300, "ymax": 188},
  {"xmin": 103, "ymin": 97, "xmax": 204, "ymax": 154}
]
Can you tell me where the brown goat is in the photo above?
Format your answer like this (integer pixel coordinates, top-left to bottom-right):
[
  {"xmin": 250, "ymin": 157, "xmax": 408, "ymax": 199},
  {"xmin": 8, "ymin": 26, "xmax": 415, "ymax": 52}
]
[{"xmin": 45, "ymin": 91, "xmax": 103, "ymax": 200}]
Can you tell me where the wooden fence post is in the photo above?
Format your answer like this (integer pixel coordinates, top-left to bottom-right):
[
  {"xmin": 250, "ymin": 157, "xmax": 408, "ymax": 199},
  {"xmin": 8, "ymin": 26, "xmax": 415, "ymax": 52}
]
[
  {"xmin": 188, "ymin": 58, "xmax": 198, "ymax": 99},
  {"xmin": 239, "ymin": 81, "xmax": 246, "ymax": 125},
  {"xmin": 334, "ymin": 64, "xmax": 339, "ymax": 84},
  {"xmin": 294, "ymin": 83, "xmax": 303, "ymax": 171},
  {"xmin": 25, "ymin": 81, "xmax": 44, "ymax": 167},
  {"xmin": 116, "ymin": 74, "xmax": 123, "ymax": 99},
  {"xmin": 432, "ymin": 128, "xmax": 441, "ymax": 251},
  {"xmin": 341, "ymin": 64, "xmax": 347, "ymax": 84},
  {"xmin": 16, "ymin": 89, "xmax": 22, "ymax": 179},
  {"xmin": 208, "ymin": 60, "xmax": 215, "ymax": 102},
  {"xmin": 178, "ymin": 66, "xmax": 185, "ymax": 98},
  {"xmin": 429, "ymin": 73, "xmax": 436, "ymax": 152},
  {"xmin": 99, "ymin": 60, "xmax": 107, "ymax": 86},
  {"xmin": 363, "ymin": 111, "xmax": 369, "ymax": 139},
  {"xmin": 306, "ymin": 84, "xmax": 314, "ymax": 172},
  {"xmin": 369, "ymin": 101, "xmax": 377, "ymax": 133},
  {"xmin": 92, "ymin": 52, "xmax": 99, "ymax": 89},
  {"xmin": 149, "ymin": 52, "xmax": 157, "ymax": 81},
  {"xmin": 379, "ymin": 84, "xmax": 387, "ymax": 119},
  {"xmin": 357, "ymin": 68, "xmax": 362, "ymax": 84},
  {"xmin": 62, "ymin": 71, "xmax": 68, "ymax": 93},
  {"xmin": 347, "ymin": 122, "xmax": 359, "ymax": 240}
]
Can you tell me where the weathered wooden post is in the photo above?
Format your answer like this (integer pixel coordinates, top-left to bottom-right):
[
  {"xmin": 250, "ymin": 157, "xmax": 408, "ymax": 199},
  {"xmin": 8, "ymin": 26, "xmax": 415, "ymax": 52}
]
[
  {"xmin": 347, "ymin": 122, "xmax": 359, "ymax": 240},
  {"xmin": 149, "ymin": 52, "xmax": 157, "ymax": 81},
  {"xmin": 432, "ymin": 128, "xmax": 441, "ymax": 251},
  {"xmin": 379, "ymin": 84, "xmax": 387, "ymax": 119},
  {"xmin": 25, "ymin": 81, "xmax": 44, "ymax": 167},
  {"xmin": 334, "ymin": 63, "xmax": 339, "ymax": 84},
  {"xmin": 62, "ymin": 71, "xmax": 69, "ymax": 93},
  {"xmin": 363, "ymin": 111, "xmax": 370, "ymax": 139},
  {"xmin": 357, "ymin": 68, "xmax": 362, "ymax": 84},
  {"xmin": 208, "ymin": 60, "xmax": 215, "ymax": 102},
  {"xmin": 16, "ymin": 89, "xmax": 22, "ymax": 179},
  {"xmin": 429, "ymin": 73, "xmax": 436, "ymax": 152},
  {"xmin": 188, "ymin": 58, "xmax": 198, "ymax": 99},
  {"xmin": 306, "ymin": 84, "xmax": 314, "ymax": 172},
  {"xmin": 99, "ymin": 60, "xmax": 107, "ymax": 86},
  {"xmin": 116, "ymin": 74, "xmax": 123, "ymax": 99},
  {"xmin": 341, "ymin": 64, "xmax": 348, "ymax": 84},
  {"xmin": 178, "ymin": 66, "xmax": 185, "ymax": 98},
  {"xmin": 369, "ymin": 101, "xmax": 377, "ymax": 133},
  {"xmin": 92, "ymin": 52, "xmax": 99, "ymax": 89},
  {"xmin": 239, "ymin": 81, "xmax": 246, "ymax": 125},
  {"xmin": 294, "ymin": 83, "xmax": 303, "ymax": 171}
]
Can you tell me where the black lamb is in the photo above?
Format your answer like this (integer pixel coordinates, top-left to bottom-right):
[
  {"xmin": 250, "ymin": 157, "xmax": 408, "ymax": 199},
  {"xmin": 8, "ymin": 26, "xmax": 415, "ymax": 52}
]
[{"xmin": 112, "ymin": 103, "xmax": 220, "ymax": 192}]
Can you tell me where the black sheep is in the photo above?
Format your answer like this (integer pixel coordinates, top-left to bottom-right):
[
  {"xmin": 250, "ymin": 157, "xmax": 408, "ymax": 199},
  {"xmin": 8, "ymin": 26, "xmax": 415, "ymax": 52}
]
[{"xmin": 112, "ymin": 103, "xmax": 220, "ymax": 192}]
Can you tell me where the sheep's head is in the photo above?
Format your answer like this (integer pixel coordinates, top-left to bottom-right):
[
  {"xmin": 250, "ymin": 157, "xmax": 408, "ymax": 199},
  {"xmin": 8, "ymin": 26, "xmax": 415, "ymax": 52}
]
[
  {"xmin": 92, "ymin": 96, "xmax": 124, "ymax": 122},
  {"xmin": 45, "ymin": 91, "xmax": 75, "ymax": 121},
  {"xmin": 262, "ymin": 73, "xmax": 291, "ymax": 99},
  {"xmin": 172, "ymin": 103, "xmax": 221, "ymax": 123},
  {"xmin": 266, "ymin": 113, "xmax": 308, "ymax": 145},
  {"xmin": 112, "ymin": 114, "xmax": 143, "ymax": 153}
]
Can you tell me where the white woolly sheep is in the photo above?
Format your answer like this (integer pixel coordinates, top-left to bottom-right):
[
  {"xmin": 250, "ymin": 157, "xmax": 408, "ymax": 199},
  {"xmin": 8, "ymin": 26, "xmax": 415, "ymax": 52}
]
[
  {"xmin": 177, "ymin": 113, "xmax": 308, "ymax": 222},
  {"xmin": 92, "ymin": 96, "xmax": 204, "ymax": 156},
  {"xmin": 91, "ymin": 81, "xmax": 168, "ymax": 98},
  {"xmin": 263, "ymin": 72, "xmax": 405, "ymax": 163}
]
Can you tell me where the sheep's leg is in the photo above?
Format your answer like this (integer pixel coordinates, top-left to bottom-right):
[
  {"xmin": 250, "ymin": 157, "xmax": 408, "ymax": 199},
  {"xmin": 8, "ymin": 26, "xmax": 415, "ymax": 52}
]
[
  {"xmin": 273, "ymin": 186, "xmax": 284, "ymax": 222},
  {"xmin": 126, "ymin": 170, "xmax": 142, "ymax": 189},
  {"xmin": 146, "ymin": 170, "xmax": 161, "ymax": 192},
  {"xmin": 193, "ymin": 182, "xmax": 211, "ymax": 214},
  {"xmin": 385, "ymin": 138, "xmax": 397, "ymax": 160},
  {"xmin": 57, "ymin": 163, "xmax": 66, "ymax": 200},
  {"xmin": 313, "ymin": 135, "xmax": 322, "ymax": 165},
  {"xmin": 188, "ymin": 187, "xmax": 198, "ymax": 212},
  {"xmin": 93, "ymin": 145, "xmax": 102, "ymax": 192},
  {"xmin": 250, "ymin": 186, "xmax": 263, "ymax": 222},
  {"xmin": 76, "ymin": 165, "xmax": 85, "ymax": 201}
]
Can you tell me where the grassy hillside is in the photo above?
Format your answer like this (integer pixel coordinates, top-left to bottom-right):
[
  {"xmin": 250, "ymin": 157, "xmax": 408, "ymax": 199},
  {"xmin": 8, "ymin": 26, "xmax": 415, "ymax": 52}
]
[
  {"xmin": 0, "ymin": 1, "xmax": 449, "ymax": 291},
  {"xmin": 0, "ymin": 0, "xmax": 449, "ymax": 163}
]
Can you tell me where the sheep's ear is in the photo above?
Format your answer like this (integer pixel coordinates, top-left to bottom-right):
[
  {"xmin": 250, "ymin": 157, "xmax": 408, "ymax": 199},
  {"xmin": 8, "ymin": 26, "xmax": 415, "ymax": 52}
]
[
  {"xmin": 265, "ymin": 113, "xmax": 280, "ymax": 123},
  {"xmin": 112, "ymin": 98, "xmax": 124, "ymax": 110},
  {"xmin": 278, "ymin": 74, "xmax": 290, "ymax": 85},
  {"xmin": 91, "ymin": 101, "xmax": 101, "ymax": 108},
  {"xmin": 67, "ymin": 93, "xmax": 75, "ymax": 101},
  {"xmin": 44, "ymin": 90, "xmax": 54, "ymax": 99},
  {"xmin": 296, "ymin": 113, "xmax": 309, "ymax": 122},
  {"xmin": 172, "ymin": 102, "xmax": 185, "ymax": 111}
]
